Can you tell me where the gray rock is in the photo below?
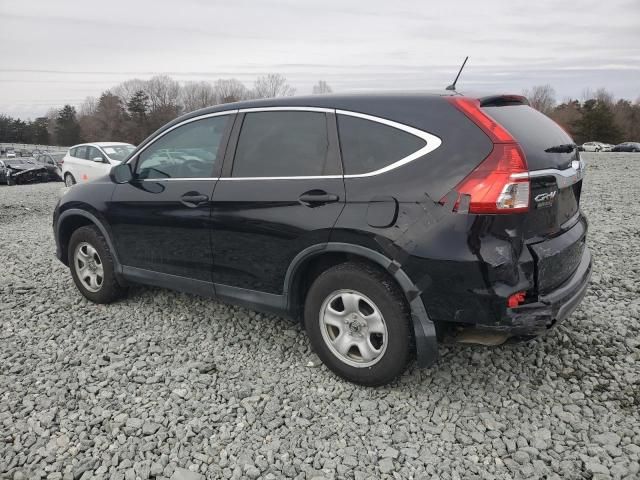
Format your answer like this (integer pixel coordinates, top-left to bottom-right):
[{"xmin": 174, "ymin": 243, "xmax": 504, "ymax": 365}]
[
  {"xmin": 592, "ymin": 432, "xmax": 621, "ymax": 447},
  {"xmin": 378, "ymin": 458, "xmax": 395, "ymax": 474},
  {"xmin": 142, "ymin": 422, "xmax": 160, "ymax": 435},
  {"xmin": 170, "ymin": 468, "xmax": 204, "ymax": 480}
]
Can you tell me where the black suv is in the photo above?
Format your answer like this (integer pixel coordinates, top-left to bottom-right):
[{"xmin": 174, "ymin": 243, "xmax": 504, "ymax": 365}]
[{"xmin": 53, "ymin": 92, "xmax": 591, "ymax": 386}]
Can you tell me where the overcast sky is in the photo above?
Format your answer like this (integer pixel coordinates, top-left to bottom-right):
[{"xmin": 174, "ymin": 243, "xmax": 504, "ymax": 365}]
[{"xmin": 1, "ymin": 0, "xmax": 639, "ymax": 119}]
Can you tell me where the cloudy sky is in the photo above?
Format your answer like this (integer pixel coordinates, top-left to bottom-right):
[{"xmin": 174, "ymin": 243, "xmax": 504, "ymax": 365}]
[{"xmin": 1, "ymin": 0, "xmax": 639, "ymax": 119}]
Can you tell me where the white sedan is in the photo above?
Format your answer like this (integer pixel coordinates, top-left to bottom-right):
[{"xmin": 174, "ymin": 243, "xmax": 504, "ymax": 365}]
[{"xmin": 62, "ymin": 142, "xmax": 135, "ymax": 186}]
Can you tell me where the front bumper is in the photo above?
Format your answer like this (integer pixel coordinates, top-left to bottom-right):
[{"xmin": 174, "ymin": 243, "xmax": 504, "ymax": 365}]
[{"xmin": 504, "ymin": 246, "xmax": 592, "ymax": 336}]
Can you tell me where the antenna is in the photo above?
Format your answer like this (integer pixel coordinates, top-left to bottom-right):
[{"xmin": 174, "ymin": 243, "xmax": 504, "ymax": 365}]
[{"xmin": 446, "ymin": 56, "xmax": 469, "ymax": 91}]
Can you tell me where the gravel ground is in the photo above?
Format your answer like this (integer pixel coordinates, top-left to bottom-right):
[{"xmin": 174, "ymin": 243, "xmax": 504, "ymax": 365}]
[{"xmin": 1, "ymin": 152, "xmax": 639, "ymax": 480}]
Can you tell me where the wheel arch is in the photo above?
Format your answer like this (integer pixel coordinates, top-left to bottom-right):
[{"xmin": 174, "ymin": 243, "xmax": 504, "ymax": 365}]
[
  {"xmin": 57, "ymin": 209, "xmax": 122, "ymax": 272},
  {"xmin": 285, "ymin": 242, "xmax": 438, "ymax": 367}
]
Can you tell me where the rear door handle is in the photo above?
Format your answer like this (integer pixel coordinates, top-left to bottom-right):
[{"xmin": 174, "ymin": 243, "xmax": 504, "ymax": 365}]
[
  {"xmin": 180, "ymin": 193, "xmax": 209, "ymax": 207},
  {"xmin": 298, "ymin": 190, "xmax": 339, "ymax": 206}
]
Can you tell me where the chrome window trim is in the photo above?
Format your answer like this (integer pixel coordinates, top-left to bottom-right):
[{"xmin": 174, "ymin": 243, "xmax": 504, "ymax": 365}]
[
  {"xmin": 238, "ymin": 106, "xmax": 334, "ymax": 114},
  {"xmin": 126, "ymin": 110, "xmax": 239, "ymax": 166},
  {"xmin": 129, "ymin": 106, "xmax": 442, "ymax": 181},
  {"xmin": 335, "ymin": 109, "xmax": 442, "ymax": 178},
  {"xmin": 511, "ymin": 159, "xmax": 585, "ymax": 189}
]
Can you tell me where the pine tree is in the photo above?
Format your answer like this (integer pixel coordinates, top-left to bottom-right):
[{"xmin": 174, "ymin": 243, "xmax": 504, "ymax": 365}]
[
  {"xmin": 574, "ymin": 100, "xmax": 622, "ymax": 144},
  {"xmin": 55, "ymin": 105, "xmax": 81, "ymax": 146},
  {"xmin": 126, "ymin": 90, "xmax": 150, "ymax": 143},
  {"xmin": 127, "ymin": 90, "xmax": 149, "ymax": 121}
]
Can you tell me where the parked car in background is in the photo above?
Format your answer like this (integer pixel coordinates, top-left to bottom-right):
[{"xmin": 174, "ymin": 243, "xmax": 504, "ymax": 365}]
[
  {"xmin": 601, "ymin": 143, "xmax": 614, "ymax": 152},
  {"xmin": 53, "ymin": 92, "xmax": 591, "ymax": 386},
  {"xmin": 6, "ymin": 148, "xmax": 16, "ymax": 158},
  {"xmin": 0, "ymin": 158, "xmax": 48, "ymax": 185},
  {"xmin": 35, "ymin": 152, "xmax": 66, "ymax": 181},
  {"xmin": 611, "ymin": 142, "xmax": 640, "ymax": 152},
  {"xmin": 581, "ymin": 141, "xmax": 607, "ymax": 152},
  {"xmin": 62, "ymin": 142, "xmax": 135, "ymax": 186}
]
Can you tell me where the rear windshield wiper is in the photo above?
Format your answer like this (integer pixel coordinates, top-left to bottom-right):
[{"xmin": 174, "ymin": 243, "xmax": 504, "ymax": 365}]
[{"xmin": 545, "ymin": 143, "xmax": 576, "ymax": 153}]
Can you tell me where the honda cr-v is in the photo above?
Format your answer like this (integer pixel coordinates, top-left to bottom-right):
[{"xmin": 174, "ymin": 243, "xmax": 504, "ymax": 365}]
[{"xmin": 53, "ymin": 92, "xmax": 591, "ymax": 385}]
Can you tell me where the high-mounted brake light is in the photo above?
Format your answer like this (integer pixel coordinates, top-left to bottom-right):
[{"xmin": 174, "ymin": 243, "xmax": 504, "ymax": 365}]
[{"xmin": 443, "ymin": 97, "xmax": 530, "ymax": 214}]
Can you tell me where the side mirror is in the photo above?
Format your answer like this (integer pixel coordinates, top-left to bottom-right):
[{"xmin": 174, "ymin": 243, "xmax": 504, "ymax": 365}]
[
  {"xmin": 93, "ymin": 156, "xmax": 105, "ymax": 163},
  {"xmin": 111, "ymin": 163, "xmax": 133, "ymax": 184}
]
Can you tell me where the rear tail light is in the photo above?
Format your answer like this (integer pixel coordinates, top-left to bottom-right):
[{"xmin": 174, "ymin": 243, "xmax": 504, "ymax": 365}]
[
  {"xmin": 507, "ymin": 291, "xmax": 526, "ymax": 308},
  {"xmin": 443, "ymin": 97, "xmax": 530, "ymax": 214}
]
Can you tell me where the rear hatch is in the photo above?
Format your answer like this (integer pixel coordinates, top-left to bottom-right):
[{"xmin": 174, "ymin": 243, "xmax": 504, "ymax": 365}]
[{"xmin": 482, "ymin": 100, "xmax": 586, "ymax": 293}]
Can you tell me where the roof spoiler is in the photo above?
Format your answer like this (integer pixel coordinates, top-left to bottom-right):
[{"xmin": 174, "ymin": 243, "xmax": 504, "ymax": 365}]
[{"xmin": 478, "ymin": 94, "xmax": 529, "ymax": 107}]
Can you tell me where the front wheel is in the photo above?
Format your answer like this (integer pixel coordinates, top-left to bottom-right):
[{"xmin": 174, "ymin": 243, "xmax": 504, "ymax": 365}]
[
  {"xmin": 64, "ymin": 173, "xmax": 76, "ymax": 187},
  {"xmin": 68, "ymin": 226, "xmax": 126, "ymax": 303},
  {"xmin": 304, "ymin": 262, "xmax": 412, "ymax": 386}
]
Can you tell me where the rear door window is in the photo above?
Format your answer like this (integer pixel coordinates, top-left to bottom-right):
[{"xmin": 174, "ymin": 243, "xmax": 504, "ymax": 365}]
[
  {"xmin": 337, "ymin": 114, "xmax": 426, "ymax": 175},
  {"xmin": 232, "ymin": 111, "xmax": 330, "ymax": 177},
  {"xmin": 74, "ymin": 146, "xmax": 88, "ymax": 160},
  {"xmin": 86, "ymin": 147, "xmax": 104, "ymax": 161}
]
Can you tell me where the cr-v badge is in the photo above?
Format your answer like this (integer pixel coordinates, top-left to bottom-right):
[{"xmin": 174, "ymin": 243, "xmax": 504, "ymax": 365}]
[{"xmin": 534, "ymin": 190, "xmax": 557, "ymax": 208}]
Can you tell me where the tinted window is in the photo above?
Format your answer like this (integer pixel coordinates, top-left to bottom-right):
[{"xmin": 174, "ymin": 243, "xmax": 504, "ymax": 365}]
[
  {"xmin": 74, "ymin": 146, "xmax": 88, "ymax": 160},
  {"xmin": 233, "ymin": 111, "xmax": 329, "ymax": 177},
  {"xmin": 337, "ymin": 115, "xmax": 426, "ymax": 175},
  {"xmin": 87, "ymin": 147, "xmax": 104, "ymax": 161},
  {"xmin": 136, "ymin": 115, "xmax": 229, "ymax": 179}
]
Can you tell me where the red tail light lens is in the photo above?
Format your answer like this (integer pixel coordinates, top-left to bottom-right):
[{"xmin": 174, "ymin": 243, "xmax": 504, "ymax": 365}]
[
  {"xmin": 444, "ymin": 97, "xmax": 530, "ymax": 214},
  {"xmin": 507, "ymin": 291, "xmax": 526, "ymax": 308}
]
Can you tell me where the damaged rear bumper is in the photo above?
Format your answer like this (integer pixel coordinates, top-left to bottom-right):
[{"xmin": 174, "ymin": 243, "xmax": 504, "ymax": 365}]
[{"xmin": 502, "ymin": 246, "xmax": 592, "ymax": 336}]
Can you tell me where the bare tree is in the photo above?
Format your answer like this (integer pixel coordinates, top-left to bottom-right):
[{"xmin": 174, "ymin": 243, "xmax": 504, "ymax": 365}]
[
  {"xmin": 253, "ymin": 74, "xmax": 295, "ymax": 99},
  {"xmin": 78, "ymin": 96, "xmax": 98, "ymax": 117},
  {"xmin": 181, "ymin": 81, "xmax": 216, "ymax": 112},
  {"xmin": 112, "ymin": 79, "xmax": 148, "ymax": 105},
  {"xmin": 312, "ymin": 80, "xmax": 332, "ymax": 95},
  {"xmin": 593, "ymin": 88, "xmax": 615, "ymax": 107},
  {"xmin": 144, "ymin": 75, "xmax": 181, "ymax": 111},
  {"xmin": 522, "ymin": 84, "xmax": 556, "ymax": 116},
  {"xmin": 214, "ymin": 78, "xmax": 249, "ymax": 104}
]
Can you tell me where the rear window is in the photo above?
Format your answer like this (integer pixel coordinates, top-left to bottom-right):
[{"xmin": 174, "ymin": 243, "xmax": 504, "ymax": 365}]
[
  {"xmin": 233, "ymin": 111, "xmax": 330, "ymax": 177},
  {"xmin": 484, "ymin": 105, "xmax": 572, "ymax": 144},
  {"xmin": 337, "ymin": 114, "xmax": 426, "ymax": 175},
  {"xmin": 482, "ymin": 105, "xmax": 575, "ymax": 170}
]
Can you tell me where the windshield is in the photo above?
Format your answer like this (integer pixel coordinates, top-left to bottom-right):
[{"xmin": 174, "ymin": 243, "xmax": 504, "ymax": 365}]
[
  {"xmin": 4, "ymin": 159, "xmax": 30, "ymax": 166},
  {"xmin": 101, "ymin": 144, "xmax": 135, "ymax": 162}
]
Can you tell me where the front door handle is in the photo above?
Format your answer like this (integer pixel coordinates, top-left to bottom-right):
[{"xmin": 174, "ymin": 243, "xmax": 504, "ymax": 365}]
[
  {"xmin": 180, "ymin": 193, "xmax": 209, "ymax": 208},
  {"xmin": 298, "ymin": 190, "xmax": 339, "ymax": 207}
]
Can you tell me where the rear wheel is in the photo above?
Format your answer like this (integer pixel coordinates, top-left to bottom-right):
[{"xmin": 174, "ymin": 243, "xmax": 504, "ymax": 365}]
[
  {"xmin": 68, "ymin": 226, "xmax": 126, "ymax": 303},
  {"xmin": 64, "ymin": 173, "xmax": 76, "ymax": 187},
  {"xmin": 304, "ymin": 262, "xmax": 412, "ymax": 386}
]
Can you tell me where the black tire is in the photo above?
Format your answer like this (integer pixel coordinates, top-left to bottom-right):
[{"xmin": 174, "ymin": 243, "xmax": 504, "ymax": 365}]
[
  {"xmin": 64, "ymin": 173, "xmax": 76, "ymax": 187},
  {"xmin": 68, "ymin": 225, "xmax": 126, "ymax": 304},
  {"xmin": 304, "ymin": 262, "xmax": 412, "ymax": 386}
]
